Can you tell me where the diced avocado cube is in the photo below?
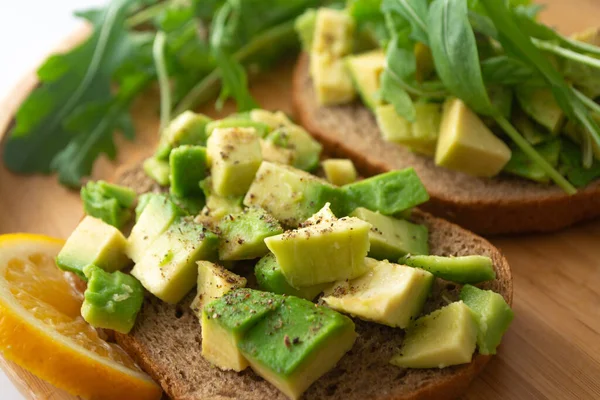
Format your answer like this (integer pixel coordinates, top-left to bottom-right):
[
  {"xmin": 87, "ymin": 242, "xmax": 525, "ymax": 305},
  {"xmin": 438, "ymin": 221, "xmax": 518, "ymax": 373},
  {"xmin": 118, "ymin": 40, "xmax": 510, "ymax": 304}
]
[
  {"xmin": 199, "ymin": 177, "xmax": 244, "ymax": 221},
  {"xmin": 207, "ymin": 127, "xmax": 262, "ymax": 197},
  {"xmin": 322, "ymin": 159, "xmax": 357, "ymax": 186},
  {"xmin": 350, "ymin": 207, "xmax": 428, "ymax": 260},
  {"xmin": 156, "ymin": 111, "xmax": 212, "ymax": 159},
  {"xmin": 135, "ymin": 193, "xmax": 153, "ymax": 222},
  {"xmin": 460, "ymin": 285, "xmax": 514, "ymax": 355},
  {"xmin": 399, "ymin": 254, "xmax": 496, "ymax": 284},
  {"xmin": 345, "ymin": 50, "xmax": 385, "ymax": 110},
  {"xmin": 310, "ymin": 54, "xmax": 356, "ymax": 106},
  {"xmin": 311, "ymin": 8, "xmax": 354, "ymax": 58},
  {"xmin": 206, "ymin": 118, "xmax": 272, "ymax": 138},
  {"xmin": 202, "ymin": 289, "xmax": 284, "ymax": 371},
  {"xmin": 249, "ymin": 109, "xmax": 294, "ymax": 129},
  {"xmin": 435, "ymin": 98, "xmax": 512, "ymax": 177},
  {"xmin": 169, "ymin": 194, "xmax": 205, "ymax": 216},
  {"xmin": 218, "ymin": 207, "xmax": 283, "ymax": 261},
  {"xmin": 265, "ymin": 124, "xmax": 323, "ymax": 172},
  {"xmin": 503, "ymin": 139, "xmax": 561, "ymax": 183},
  {"xmin": 190, "ymin": 261, "xmax": 247, "ymax": 317},
  {"xmin": 81, "ymin": 265, "xmax": 144, "ymax": 334},
  {"xmin": 127, "ymin": 194, "xmax": 183, "ymax": 263},
  {"xmin": 265, "ymin": 216, "xmax": 371, "ymax": 288},
  {"xmin": 131, "ymin": 219, "xmax": 218, "ymax": 304},
  {"xmin": 295, "ymin": 8, "xmax": 317, "ymax": 51},
  {"xmin": 323, "ymin": 258, "xmax": 433, "ymax": 328},
  {"xmin": 169, "ymin": 145, "xmax": 208, "ymax": 197},
  {"xmin": 143, "ymin": 156, "xmax": 170, "ymax": 186},
  {"xmin": 239, "ymin": 296, "xmax": 357, "ymax": 400},
  {"xmin": 342, "ymin": 168, "xmax": 429, "ymax": 216},
  {"xmin": 255, "ymin": 253, "xmax": 328, "ymax": 301},
  {"xmin": 57, "ymin": 216, "xmax": 130, "ymax": 279},
  {"xmin": 516, "ymin": 87, "xmax": 564, "ymax": 134},
  {"xmin": 390, "ymin": 301, "xmax": 478, "ymax": 369},
  {"xmin": 260, "ymin": 139, "xmax": 295, "ymax": 166},
  {"xmin": 244, "ymin": 162, "xmax": 346, "ymax": 227},
  {"xmin": 80, "ymin": 181, "xmax": 136, "ymax": 229},
  {"xmin": 89, "ymin": 180, "xmax": 136, "ymax": 208},
  {"xmin": 300, "ymin": 202, "xmax": 337, "ymax": 227}
]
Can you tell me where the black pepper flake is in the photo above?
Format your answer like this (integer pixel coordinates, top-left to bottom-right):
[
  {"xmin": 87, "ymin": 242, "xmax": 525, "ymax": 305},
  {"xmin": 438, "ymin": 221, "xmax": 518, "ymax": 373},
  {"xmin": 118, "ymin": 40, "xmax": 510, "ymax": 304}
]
[{"xmin": 284, "ymin": 335, "xmax": 291, "ymax": 348}]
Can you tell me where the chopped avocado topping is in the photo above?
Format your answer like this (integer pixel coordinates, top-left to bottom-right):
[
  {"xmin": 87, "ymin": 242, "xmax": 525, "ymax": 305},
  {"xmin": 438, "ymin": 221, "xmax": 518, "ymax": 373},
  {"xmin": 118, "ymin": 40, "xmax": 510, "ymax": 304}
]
[
  {"xmin": 143, "ymin": 156, "xmax": 170, "ymax": 186},
  {"xmin": 156, "ymin": 111, "xmax": 211, "ymax": 159},
  {"xmin": 322, "ymin": 159, "xmax": 357, "ymax": 186},
  {"xmin": 81, "ymin": 265, "xmax": 144, "ymax": 334},
  {"xmin": 169, "ymin": 194, "xmax": 205, "ymax": 216},
  {"xmin": 202, "ymin": 289, "xmax": 284, "ymax": 371},
  {"xmin": 218, "ymin": 207, "xmax": 283, "ymax": 261},
  {"xmin": 311, "ymin": 8, "xmax": 354, "ymax": 58},
  {"xmin": 504, "ymin": 139, "xmax": 561, "ymax": 183},
  {"xmin": 390, "ymin": 301, "xmax": 478, "ymax": 369},
  {"xmin": 207, "ymin": 127, "xmax": 262, "ymax": 197},
  {"xmin": 57, "ymin": 216, "xmax": 130, "ymax": 279},
  {"xmin": 345, "ymin": 50, "xmax": 385, "ymax": 110},
  {"xmin": 515, "ymin": 87, "xmax": 564, "ymax": 134},
  {"xmin": 190, "ymin": 261, "xmax": 247, "ymax": 317},
  {"xmin": 249, "ymin": 109, "xmax": 294, "ymax": 129},
  {"xmin": 199, "ymin": 177, "xmax": 244, "ymax": 221},
  {"xmin": 80, "ymin": 181, "xmax": 136, "ymax": 229},
  {"xmin": 350, "ymin": 207, "xmax": 429, "ymax": 260},
  {"xmin": 310, "ymin": 54, "xmax": 356, "ymax": 106},
  {"xmin": 206, "ymin": 118, "xmax": 272, "ymax": 138},
  {"xmin": 239, "ymin": 296, "xmax": 357, "ymax": 400},
  {"xmin": 255, "ymin": 253, "xmax": 328, "ymax": 300},
  {"xmin": 131, "ymin": 219, "xmax": 218, "ymax": 304},
  {"xmin": 295, "ymin": 8, "xmax": 317, "ymax": 51},
  {"xmin": 460, "ymin": 285, "xmax": 514, "ymax": 355},
  {"xmin": 169, "ymin": 145, "xmax": 208, "ymax": 198},
  {"xmin": 399, "ymin": 254, "xmax": 496, "ymax": 284},
  {"xmin": 135, "ymin": 193, "xmax": 153, "ymax": 222},
  {"xmin": 323, "ymin": 258, "xmax": 433, "ymax": 328},
  {"xmin": 260, "ymin": 139, "xmax": 295, "ymax": 166},
  {"xmin": 299, "ymin": 202, "xmax": 337, "ymax": 227},
  {"xmin": 265, "ymin": 216, "xmax": 371, "ymax": 288},
  {"xmin": 265, "ymin": 124, "xmax": 323, "ymax": 172},
  {"xmin": 435, "ymin": 98, "xmax": 512, "ymax": 177}
]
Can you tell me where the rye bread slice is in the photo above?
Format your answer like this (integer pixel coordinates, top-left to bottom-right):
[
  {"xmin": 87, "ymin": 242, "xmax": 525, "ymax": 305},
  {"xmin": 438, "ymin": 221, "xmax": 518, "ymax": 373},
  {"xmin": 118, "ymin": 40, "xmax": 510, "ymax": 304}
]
[
  {"xmin": 292, "ymin": 52, "xmax": 600, "ymax": 235},
  {"xmin": 114, "ymin": 163, "xmax": 513, "ymax": 400}
]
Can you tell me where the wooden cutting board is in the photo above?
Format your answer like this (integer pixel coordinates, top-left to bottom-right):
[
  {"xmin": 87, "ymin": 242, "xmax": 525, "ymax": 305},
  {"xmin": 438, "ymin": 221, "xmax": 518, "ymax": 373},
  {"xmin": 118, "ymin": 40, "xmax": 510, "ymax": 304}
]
[{"xmin": 1, "ymin": 1, "xmax": 599, "ymax": 398}]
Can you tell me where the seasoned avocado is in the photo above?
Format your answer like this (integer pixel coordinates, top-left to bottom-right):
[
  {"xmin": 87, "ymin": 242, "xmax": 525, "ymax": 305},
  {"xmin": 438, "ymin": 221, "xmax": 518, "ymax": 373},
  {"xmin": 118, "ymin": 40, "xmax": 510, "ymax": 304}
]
[
  {"xmin": 206, "ymin": 118, "xmax": 272, "ymax": 138},
  {"xmin": 238, "ymin": 296, "xmax": 357, "ymax": 400},
  {"xmin": 155, "ymin": 111, "xmax": 211, "ymax": 159},
  {"xmin": 310, "ymin": 55, "xmax": 356, "ymax": 106},
  {"xmin": 131, "ymin": 219, "xmax": 218, "ymax": 304},
  {"xmin": 503, "ymin": 139, "xmax": 561, "ymax": 183},
  {"xmin": 345, "ymin": 50, "xmax": 385, "ymax": 110},
  {"xmin": 435, "ymin": 98, "xmax": 511, "ymax": 177},
  {"xmin": 218, "ymin": 207, "xmax": 283, "ymax": 261},
  {"xmin": 460, "ymin": 285, "xmax": 514, "ymax": 355},
  {"xmin": 249, "ymin": 109, "xmax": 294, "ymax": 129},
  {"xmin": 80, "ymin": 180, "xmax": 136, "ymax": 229},
  {"xmin": 169, "ymin": 145, "xmax": 208, "ymax": 198},
  {"xmin": 260, "ymin": 139, "xmax": 295, "ymax": 166},
  {"xmin": 199, "ymin": 177, "xmax": 244, "ymax": 221},
  {"xmin": 190, "ymin": 261, "xmax": 247, "ymax": 317},
  {"xmin": 399, "ymin": 254, "xmax": 496, "ymax": 284},
  {"xmin": 515, "ymin": 87, "xmax": 564, "ymax": 134},
  {"xmin": 201, "ymin": 289, "xmax": 283, "ymax": 371},
  {"xmin": 57, "ymin": 216, "xmax": 130, "ymax": 279},
  {"xmin": 295, "ymin": 8, "xmax": 317, "ymax": 51},
  {"xmin": 169, "ymin": 194, "xmax": 205, "ymax": 216},
  {"xmin": 350, "ymin": 207, "xmax": 428, "ymax": 260},
  {"xmin": 81, "ymin": 265, "xmax": 144, "ymax": 334},
  {"xmin": 323, "ymin": 258, "xmax": 433, "ymax": 328},
  {"xmin": 207, "ymin": 127, "xmax": 262, "ymax": 197},
  {"xmin": 265, "ymin": 124, "xmax": 323, "ymax": 172},
  {"xmin": 255, "ymin": 253, "xmax": 328, "ymax": 301},
  {"xmin": 265, "ymin": 216, "xmax": 371, "ymax": 288},
  {"xmin": 143, "ymin": 156, "xmax": 170, "ymax": 186},
  {"xmin": 311, "ymin": 8, "xmax": 354, "ymax": 58},
  {"xmin": 322, "ymin": 159, "xmax": 357, "ymax": 186},
  {"xmin": 300, "ymin": 202, "xmax": 337, "ymax": 227},
  {"xmin": 390, "ymin": 301, "xmax": 478, "ymax": 369}
]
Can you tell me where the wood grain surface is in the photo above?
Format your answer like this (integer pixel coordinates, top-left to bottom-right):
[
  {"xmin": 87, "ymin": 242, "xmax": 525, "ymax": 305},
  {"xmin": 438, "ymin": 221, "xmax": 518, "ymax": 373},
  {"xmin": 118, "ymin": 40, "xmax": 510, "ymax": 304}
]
[{"xmin": 0, "ymin": 1, "xmax": 599, "ymax": 399}]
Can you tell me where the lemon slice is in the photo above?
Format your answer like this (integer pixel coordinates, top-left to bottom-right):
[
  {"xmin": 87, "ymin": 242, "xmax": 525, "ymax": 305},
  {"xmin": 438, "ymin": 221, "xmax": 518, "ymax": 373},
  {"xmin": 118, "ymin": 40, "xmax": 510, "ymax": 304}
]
[{"xmin": 0, "ymin": 234, "xmax": 162, "ymax": 400}]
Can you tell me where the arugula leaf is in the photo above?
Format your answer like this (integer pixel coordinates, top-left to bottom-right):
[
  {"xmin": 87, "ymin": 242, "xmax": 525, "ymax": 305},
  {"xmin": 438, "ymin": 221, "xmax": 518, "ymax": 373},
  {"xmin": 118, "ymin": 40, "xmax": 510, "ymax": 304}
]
[
  {"xmin": 381, "ymin": 0, "xmax": 429, "ymax": 45},
  {"xmin": 380, "ymin": 69, "xmax": 416, "ymax": 121},
  {"xmin": 559, "ymin": 139, "xmax": 600, "ymax": 187},
  {"xmin": 481, "ymin": 55, "xmax": 541, "ymax": 85}
]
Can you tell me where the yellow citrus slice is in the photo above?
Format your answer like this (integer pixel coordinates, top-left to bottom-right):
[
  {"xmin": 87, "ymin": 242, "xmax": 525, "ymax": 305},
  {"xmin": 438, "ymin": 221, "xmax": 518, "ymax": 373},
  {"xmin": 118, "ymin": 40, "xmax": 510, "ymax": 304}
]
[{"xmin": 0, "ymin": 233, "xmax": 162, "ymax": 400}]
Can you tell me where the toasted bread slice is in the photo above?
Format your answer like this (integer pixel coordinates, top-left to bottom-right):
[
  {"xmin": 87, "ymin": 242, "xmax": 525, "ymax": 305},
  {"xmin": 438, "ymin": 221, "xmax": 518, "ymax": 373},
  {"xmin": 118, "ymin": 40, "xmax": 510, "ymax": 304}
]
[
  {"xmin": 114, "ymin": 163, "xmax": 513, "ymax": 400},
  {"xmin": 292, "ymin": 53, "xmax": 600, "ymax": 235}
]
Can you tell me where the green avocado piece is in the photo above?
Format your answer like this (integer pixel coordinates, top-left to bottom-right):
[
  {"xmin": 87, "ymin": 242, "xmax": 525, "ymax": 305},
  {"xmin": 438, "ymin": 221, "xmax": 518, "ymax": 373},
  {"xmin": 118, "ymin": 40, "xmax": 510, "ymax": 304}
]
[
  {"xmin": 312, "ymin": 8, "xmax": 354, "ymax": 58},
  {"xmin": 218, "ymin": 207, "xmax": 283, "ymax": 261},
  {"xmin": 238, "ymin": 296, "xmax": 357, "ymax": 400},
  {"xmin": 390, "ymin": 301, "xmax": 478, "ymax": 369},
  {"xmin": 399, "ymin": 254, "xmax": 496, "ymax": 284},
  {"xmin": 322, "ymin": 159, "xmax": 357, "ymax": 186},
  {"xmin": 202, "ymin": 289, "xmax": 284, "ymax": 371},
  {"xmin": 295, "ymin": 8, "xmax": 317, "ymax": 51},
  {"xmin": 80, "ymin": 181, "xmax": 136, "ymax": 229},
  {"xmin": 199, "ymin": 177, "xmax": 244, "ymax": 221},
  {"xmin": 260, "ymin": 139, "xmax": 295, "ymax": 166},
  {"xmin": 156, "ymin": 111, "xmax": 212, "ymax": 160},
  {"xmin": 513, "ymin": 111, "xmax": 551, "ymax": 145},
  {"xmin": 300, "ymin": 202, "xmax": 337, "ymax": 226},
  {"xmin": 57, "ymin": 216, "xmax": 130, "ymax": 279},
  {"xmin": 169, "ymin": 145, "xmax": 208, "ymax": 198},
  {"xmin": 190, "ymin": 261, "xmax": 247, "ymax": 317},
  {"xmin": 460, "ymin": 285, "xmax": 514, "ymax": 355},
  {"xmin": 81, "ymin": 265, "xmax": 144, "ymax": 334},
  {"xmin": 255, "ymin": 253, "xmax": 328, "ymax": 300},
  {"xmin": 143, "ymin": 156, "xmax": 170, "ymax": 186},
  {"xmin": 515, "ymin": 87, "xmax": 564, "ymax": 134},
  {"xmin": 342, "ymin": 168, "xmax": 429, "ymax": 216},
  {"xmin": 311, "ymin": 54, "xmax": 356, "ymax": 106},
  {"xmin": 503, "ymin": 139, "xmax": 561, "ymax": 183},
  {"xmin": 265, "ymin": 125, "xmax": 323, "ymax": 172},
  {"xmin": 350, "ymin": 207, "xmax": 428, "ymax": 260},
  {"xmin": 206, "ymin": 118, "xmax": 272, "ymax": 138},
  {"xmin": 345, "ymin": 50, "xmax": 385, "ymax": 110},
  {"xmin": 135, "ymin": 193, "xmax": 153, "ymax": 222}
]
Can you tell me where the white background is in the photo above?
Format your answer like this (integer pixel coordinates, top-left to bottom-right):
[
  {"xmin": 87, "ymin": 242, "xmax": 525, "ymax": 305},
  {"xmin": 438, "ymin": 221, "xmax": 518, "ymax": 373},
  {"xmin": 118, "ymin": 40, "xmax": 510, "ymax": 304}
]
[{"xmin": 0, "ymin": 1, "xmax": 104, "ymax": 398}]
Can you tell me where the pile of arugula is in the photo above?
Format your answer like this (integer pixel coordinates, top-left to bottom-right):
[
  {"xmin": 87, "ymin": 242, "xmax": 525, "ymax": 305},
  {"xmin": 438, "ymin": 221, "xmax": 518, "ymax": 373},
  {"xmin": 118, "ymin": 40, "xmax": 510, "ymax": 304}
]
[{"xmin": 3, "ymin": 0, "xmax": 321, "ymax": 187}]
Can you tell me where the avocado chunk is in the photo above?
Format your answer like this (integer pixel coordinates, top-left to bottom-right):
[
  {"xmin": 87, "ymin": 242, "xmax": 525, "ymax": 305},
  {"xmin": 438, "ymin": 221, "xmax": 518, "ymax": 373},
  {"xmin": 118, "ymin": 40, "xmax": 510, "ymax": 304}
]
[
  {"xmin": 323, "ymin": 258, "xmax": 433, "ymax": 328},
  {"xmin": 322, "ymin": 159, "xmax": 357, "ymax": 186},
  {"xmin": 238, "ymin": 296, "xmax": 357, "ymax": 400},
  {"xmin": 169, "ymin": 145, "xmax": 208, "ymax": 198},
  {"xmin": 218, "ymin": 207, "xmax": 283, "ymax": 261},
  {"xmin": 244, "ymin": 162, "xmax": 346, "ymax": 227},
  {"xmin": 265, "ymin": 124, "xmax": 323, "ymax": 172},
  {"xmin": 143, "ymin": 156, "xmax": 170, "ymax": 186},
  {"xmin": 81, "ymin": 265, "xmax": 144, "ymax": 334},
  {"xmin": 131, "ymin": 219, "xmax": 218, "ymax": 304},
  {"xmin": 190, "ymin": 261, "xmax": 247, "ymax": 317},
  {"xmin": 255, "ymin": 253, "xmax": 328, "ymax": 301},
  {"xmin": 390, "ymin": 301, "xmax": 478, "ymax": 369},
  {"xmin": 377, "ymin": 102, "xmax": 442, "ymax": 157},
  {"xmin": 503, "ymin": 139, "xmax": 561, "ymax": 183},
  {"xmin": 460, "ymin": 285, "xmax": 514, "ymax": 355},
  {"xmin": 295, "ymin": 8, "xmax": 317, "ymax": 51},
  {"xmin": 346, "ymin": 50, "xmax": 385, "ymax": 110},
  {"xmin": 311, "ymin": 8, "xmax": 354, "ymax": 57},
  {"xmin": 156, "ymin": 111, "xmax": 211, "ymax": 159},
  {"xmin": 199, "ymin": 177, "xmax": 244, "ymax": 221},
  {"xmin": 310, "ymin": 55, "xmax": 356, "ymax": 106},
  {"xmin": 350, "ymin": 207, "xmax": 428, "ymax": 260},
  {"xmin": 202, "ymin": 289, "xmax": 284, "ymax": 371},
  {"xmin": 260, "ymin": 139, "xmax": 295, "ymax": 166},
  {"xmin": 299, "ymin": 202, "xmax": 337, "ymax": 227},
  {"xmin": 57, "ymin": 216, "xmax": 130, "ymax": 279},
  {"xmin": 342, "ymin": 168, "xmax": 429, "ymax": 216},
  {"xmin": 206, "ymin": 118, "xmax": 272, "ymax": 138},
  {"xmin": 169, "ymin": 194, "xmax": 205, "ymax": 216},
  {"xmin": 80, "ymin": 181, "xmax": 136, "ymax": 229},
  {"xmin": 207, "ymin": 127, "xmax": 262, "ymax": 197},
  {"xmin": 435, "ymin": 98, "xmax": 512, "ymax": 177},
  {"xmin": 127, "ymin": 194, "xmax": 183, "ymax": 263},
  {"xmin": 265, "ymin": 216, "xmax": 371, "ymax": 288},
  {"xmin": 249, "ymin": 109, "xmax": 294, "ymax": 129},
  {"xmin": 399, "ymin": 254, "xmax": 496, "ymax": 284},
  {"xmin": 515, "ymin": 87, "xmax": 564, "ymax": 134}
]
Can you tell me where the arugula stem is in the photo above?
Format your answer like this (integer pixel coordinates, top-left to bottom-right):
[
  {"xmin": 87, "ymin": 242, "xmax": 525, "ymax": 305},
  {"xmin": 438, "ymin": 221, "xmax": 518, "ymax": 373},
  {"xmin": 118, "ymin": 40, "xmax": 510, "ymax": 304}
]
[
  {"xmin": 126, "ymin": 1, "xmax": 172, "ymax": 28},
  {"xmin": 533, "ymin": 39, "xmax": 600, "ymax": 70},
  {"xmin": 153, "ymin": 31, "xmax": 171, "ymax": 134},
  {"xmin": 573, "ymin": 88, "xmax": 600, "ymax": 149},
  {"xmin": 561, "ymin": 36, "xmax": 600, "ymax": 58},
  {"xmin": 495, "ymin": 116, "xmax": 577, "ymax": 194}
]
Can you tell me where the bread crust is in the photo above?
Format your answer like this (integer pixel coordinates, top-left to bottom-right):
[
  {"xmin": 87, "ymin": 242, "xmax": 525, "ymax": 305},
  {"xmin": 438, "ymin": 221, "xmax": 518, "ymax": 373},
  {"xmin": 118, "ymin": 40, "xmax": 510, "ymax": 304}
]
[{"xmin": 292, "ymin": 53, "xmax": 600, "ymax": 235}]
